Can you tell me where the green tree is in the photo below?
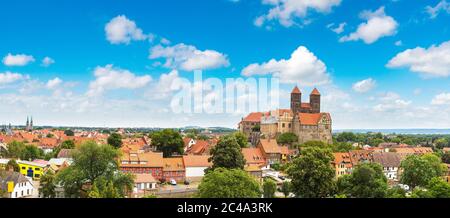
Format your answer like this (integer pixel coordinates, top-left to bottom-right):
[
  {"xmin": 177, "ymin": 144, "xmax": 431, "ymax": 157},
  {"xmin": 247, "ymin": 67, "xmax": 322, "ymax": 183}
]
[
  {"xmin": 336, "ymin": 132, "xmax": 357, "ymax": 142},
  {"xmin": 21, "ymin": 145, "xmax": 43, "ymax": 160},
  {"xmin": 333, "ymin": 142, "xmax": 354, "ymax": 152},
  {"xmin": 442, "ymin": 152, "xmax": 450, "ymax": 164},
  {"xmin": 197, "ymin": 168, "xmax": 261, "ymax": 198},
  {"xmin": 434, "ymin": 138, "xmax": 448, "ymax": 149},
  {"xmin": 276, "ymin": 132, "xmax": 298, "ymax": 145},
  {"xmin": 287, "ymin": 147, "xmax": 335, "ymax": 198},
  {"xmin": 61, "ymin": 140, "xmax": 75, "ymax": 149},
  {"xmin": 151, "ymin": 129, "xmax": 184, "ymax": 157},
  {"xmin": 426, "ymin": 177, "xmax": 450, "ymax": 198},
  {"xmin": 55, "ymin": 141, "xmax": 133, "ymax": 198},
  {"xmin": 263, "ymin": 179, "xmax": 277, "ymax": 198},
  {"xmin": 39, "ymin": 171, "xmax": 56, "ymax": 198},
  {"xmin": 400, "ymin": 154, "xmax": 445, "ymax": 188},
  {"xmin": 209, "ymin": 135, "xmax": 245, "ymax": 170},
  {"xmin": 233, "ymin": 132, "xmax": 248, "ymax": 148},
  {"xmin": 281, "ymin": 181, "xmax": 291, "ymax": 198},
  {"xmin": 386, "ymin": 186, "xmax": 407, "ymax": 198},
  {"xmin": 6, "ymin": 141, "xmax": 26, "ymax": 158},
  {"xmin": 337, "ymin": 163, "xmax": 388, "ymax": 198},
  {"xmin": 298, "ymin": 140, "xmax": 329, "ymax": 148},
  {"xmin": 6, "ymin": 159, "xmax": 19, "ymax": 172},
  {"xmin": 107, "ymin": 133, "xmax": 123, "ymax": 149},
  {"xmin": 64, "ymin": 129, "xmax": 75, "ymax": 136}
]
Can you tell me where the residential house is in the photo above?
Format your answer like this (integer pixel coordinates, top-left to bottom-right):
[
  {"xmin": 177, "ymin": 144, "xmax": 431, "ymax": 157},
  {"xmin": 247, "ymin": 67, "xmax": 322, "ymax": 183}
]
[
  {"xmin": 333, "ymin": 152, "xmax": 353, "ymax": 178},
  {"xmin": 372, "ymin": 152, "xmax": 402, "ymax": 181},
  {"xmin": 182, "ymin": 155, "xmax": 212, "ymax": 182},
  {"xmin": 257, "ymin": 138, "xmax": 281, "ymax": 165},
  {"xmin": 120, "ymin": 152, "xmax": 164, "ymax": 181},
  {"xmin": 0, "ymin": 170, "xmax": 35, "ymax": 198},
  {"xmin": 241, "ymin": 147, "xmax": 266, "ymax": 168},
  {"xmin": 131, "ymin": 173, "xmax": 158, "ymax": 198},
  {"xmin": 17, "ymin": 160, "xmax": 46, "ymax": 180},
  {"xmin": 162, "ymin": 157, "xmax": 185, "ymax": 182}
]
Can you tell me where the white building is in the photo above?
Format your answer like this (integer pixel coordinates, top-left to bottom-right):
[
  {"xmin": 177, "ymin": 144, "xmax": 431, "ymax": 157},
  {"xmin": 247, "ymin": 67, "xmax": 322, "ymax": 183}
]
[
  {"xmin": 372, "ymin": 152, "xmax": 402, "ymax": 181},
  {"xmin": 182, "ymin": 155, "xmax": 212, "ymax": 181},
  {"xmin": 0, "ymin": 170, "xmax": 35, "ymax": 198}
]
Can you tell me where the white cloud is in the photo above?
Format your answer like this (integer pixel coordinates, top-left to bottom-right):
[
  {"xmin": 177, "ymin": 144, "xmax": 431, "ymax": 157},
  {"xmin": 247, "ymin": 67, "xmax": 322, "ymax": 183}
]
[
  {"xmin": 41, "ymin": 57, "xmax": 55, "ymax": 67},
  {"xmin": 146, "ymin": 70, "xmax": 183, "ymax": 100},
  {"xmin": 431, "ymin": 92, "xmax": 450, "ymax": 105},
  {"xmin": 2, "ymin": 53, "xmax": 35, "ymax": 66},
  {"xmin": 241, "ymin": 46, "xmax": 330, "ymax": 86},
  {"xmin": 149, "ymin": 43, "xmax": 230, "ymax": 71},
  {"xmin": 426, "ymin": 0, "xmax": 450, "ymax": 19},
  {"xmin": 46, "ymin": 77, "xmax": 62, "ymax": 89},
  {"xmin": 255, "ymin": 0, "xmax": 342, "ymax": 27},
  {"xmin": 327, "ymin": 22, "xmax": 346, "ymax": 34},
  {"xmin": 87, "ymin": 64, "xmax": 152, "ymax": 97},
  {"xmin": 105, "ymin": 15, "xmax": 147, "ymax": 44},
  {"xmin": 0, "ymin": 72, "xmax": 26, "ymax": 85},
  {"xmin": 340, "ymin": 7, "xmax": 398, "ymax": 44},
  {"xmin": 395, "ymin": 40, "xmax": 402, "ymax": 46},
  {"xmin": 386, "ymin": 40, "xmax": 450, "ymax": 77},
  {"xmin": 352, "ymin": 78, "xmax": 376, "ymax": 93},
  {"xmin": 373, "ymin": 92, "xmax": 411, "ymax": 112}
]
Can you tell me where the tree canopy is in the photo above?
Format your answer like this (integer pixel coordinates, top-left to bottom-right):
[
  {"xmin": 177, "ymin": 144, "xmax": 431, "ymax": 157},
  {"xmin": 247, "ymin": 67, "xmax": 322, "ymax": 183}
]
[
  {"xmin": 209, "ymin": 134, "xmax": 245, "ymax": 170},
  {"xmin": 400, "ymin": 154, "xmax": 445, "ymax": 188},
  {"xmin": 233, "ymin": 132, "xmax": 248, "ymax": 148},
  {"xmin": 197, "ymin": 168, "xmax": 261, "ymax": 198},
  {"xmin": 337, "ymin": 163, "xmax": 388, "ymax": 198},
  {"xmin": 151, "ymin": 129, "xmax": 184, "ymax": 157},
  {"xmin": 287, "ymin": 147, "xmax": 336, "ymax": 198},
  {"xmin": 277, "ymin": 132, "xmax": 298, "ymax": 146},
  {"xmin": 55, "ymin": 141, "xmax": 133, "ymax": 198},
  {"xmin": 107, "ymin": 133, "xmax": 123, "ymax": 148},
  {"xmin": 263, "ymin": 179, "xmax": 277, "ymax": 198}
]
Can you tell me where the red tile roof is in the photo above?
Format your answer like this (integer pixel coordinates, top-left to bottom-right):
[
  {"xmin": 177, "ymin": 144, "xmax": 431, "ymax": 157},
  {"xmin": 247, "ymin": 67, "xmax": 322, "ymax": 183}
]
[
  {"xmin": 259, "ymin": 138, "xmax": 281, "ymax": 154},
  {"xmin": 242, "ymin": 112, "xmax": 263, "ymax": 122},
  {"xmin": 242, "ymin": 147, "xmax": 266, "ymax": 166},
  {"xmin": 291, "ymin": 86, "xmax": 301, "ymax": 94},
  {"xmin": 182, "ymin": 155, "xmax": 212, "ymax": 167},
  {"xmin": 298, "ymin": 113, "xmax": 322, "ymax": 125},
  {"xmin": 310, "ymin": 88, "xmax": 320, "ymax": 95}
]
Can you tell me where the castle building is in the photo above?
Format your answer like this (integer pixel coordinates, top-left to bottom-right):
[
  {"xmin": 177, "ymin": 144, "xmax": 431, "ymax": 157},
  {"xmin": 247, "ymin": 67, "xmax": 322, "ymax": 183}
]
[{"xmin": 239, "ymin": 86, "xmax": 332, "ymax": 144}]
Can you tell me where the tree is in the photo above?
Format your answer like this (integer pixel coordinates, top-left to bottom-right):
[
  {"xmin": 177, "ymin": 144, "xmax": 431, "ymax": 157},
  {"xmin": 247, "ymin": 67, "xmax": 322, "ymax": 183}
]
[
  {"xmin": 6, "ymin": 141, "xmax": 26, "ymax": 158},
  {"xmin": 64, "ymin": 129, "xmax": 75, "ymax": 136},
  {"xmin": 197, "ymin": 168, "xmax": 261, "ymax": 198},
  {"xmin": 337, "ymin": 163, "xmax": 388, "ymax": 198},
  {"xmin": 209, "ymin": 134, "xmax": 245, "ymax": 170},
  {"xmin": 39, "ymin": 171, "xmax": 56, "ymax": 198},
  {"xmin": 55, "ymin": 141, "xmax": 133, "ymax": 198},
  {"xmin": 6, "ymin": 159, "xmax": 19, "ymax": 172},
  {"xmin": 277, "ymin": 133, "xmax": 298, "ymax": 146},
  {"xmin": 46, "ymin": 133, "xmax": 54, "ymax": 138},
  {"xmin": 21, "ymin": 145, "xmax": 43, "ymax": 161},
  {"xmin": 251, "ymin": 124, "xmax": 260, "ymax": 132},
  {"xmin": 386, "ymin": 186, "xmax": 407, "ymax": 198},
  {"xmin": 263, "ymin": 179, "xmax": 277, "ymax": 198},
  {"xmin": 336, "ymin": 132, "xmax": 357, "ymax": 142},
  {"xmin": 434, "ymin": 138, "xmax": 448, "ymax": 149},
  {"xmin": 151, "ymin": 129, "xmax": 184, "ymax": 157},
  {"xmin": 400, "ymin": 154, "xmax": 445, "ymax": 188},
  {"xmin": 107, "ymin": 133, "xmax": 123, "ymax": 149},
  {"xmin": 281, "ymin": 181, "xmax": 291, "ymax": 198},
  {"xmin": 287, "ymin": 147, "xmax": 336, "ymax": 198},
  {"xmin": 60, "ymin": 140, "xmax": 75, "ymax": 149},
  {"xmin": 233, "ymin": 132, "xmax": 248, "ymax": 148},
  {"xmin": 426, "ymin": 177, "xmax": 450, "ymax": 198},
  {"xmin": 442, "ymin": 152, "xmax": 450, "ymax": 164},
  {"xmin": 298, "ymin": 140, "xmax": 329, "ymax": 148},
  {"xmin": 333, "ymin": 142, "xmax": 354, "ymax": 152}
]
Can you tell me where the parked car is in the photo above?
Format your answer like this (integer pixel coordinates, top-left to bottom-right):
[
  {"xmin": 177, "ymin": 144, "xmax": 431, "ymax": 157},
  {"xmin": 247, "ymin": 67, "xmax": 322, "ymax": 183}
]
[
  {"xmin": 170, "ymin": 179, "xmax": 177, "ymax": 185},
  {"xmin": 184, "ymin": 180, "xmax": 190, "ymax": 185},
  {"xmin": 278, "ymin": 175, "xmax": 286, "ymax": 180}
]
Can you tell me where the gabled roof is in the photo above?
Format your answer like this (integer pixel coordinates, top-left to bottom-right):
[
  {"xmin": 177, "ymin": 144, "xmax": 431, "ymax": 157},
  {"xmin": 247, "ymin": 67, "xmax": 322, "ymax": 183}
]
[
  {"xmin": 372, "ymin": 152, "xmax": 402, "ymax": 168},
  {"xmin": 182, "ymin": 155, "xmax": 212, "ymax": 167},
  {"xmin": 259, "ymin": 138, "xmax": 281, "ymax": 154},
  {"xmin": 242, "ymin": 112, "xmax": 263, "ymax": 122},
  {"xmin": 134, "ymin": 173, "xmax": 157, "ymax": 183},
  {"xmin": 298, "ymin": 113, "xmax": 325, "ymax": 125},
  {"xmin": 0, "ymin": 171, "xmax": 32, "ymax": 190},
  {"xmin": 242, "ymin": 147, "xmax": 266, "ymax": 165},
  {"xmin": 120, "ymin": 152, "xmax": 164, "ymax": 168},
  {"xmin": 163, "ymin": 157, "xmax": 185, "ymax": 172}
]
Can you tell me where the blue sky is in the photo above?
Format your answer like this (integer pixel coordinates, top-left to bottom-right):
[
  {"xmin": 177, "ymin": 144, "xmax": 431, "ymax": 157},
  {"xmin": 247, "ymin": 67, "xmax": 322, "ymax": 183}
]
[{"xmin": 1, "ymin": 0, "xmax": 450, "ymax": 129}]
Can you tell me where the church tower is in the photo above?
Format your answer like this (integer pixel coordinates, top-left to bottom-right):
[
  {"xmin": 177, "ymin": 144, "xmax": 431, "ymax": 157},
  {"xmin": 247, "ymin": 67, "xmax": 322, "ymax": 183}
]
[
  {"xmin": 26, "ymin": 116, "xmax": 30, "ymax": 131},
  {"xmin": 30, "ymin": 116, "xmax": 33, "ymax": 131},
  {"xmin": 310, "ymin": 88, "xmax": 321, "ymax": 113},
  {"xmin": 290, "ymin": 86, "xmax": 301, "ymax": 114}
]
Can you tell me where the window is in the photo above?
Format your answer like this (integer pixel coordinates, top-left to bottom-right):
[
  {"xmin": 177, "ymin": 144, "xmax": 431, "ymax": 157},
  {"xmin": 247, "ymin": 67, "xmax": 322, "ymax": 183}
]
[{"xmin": 21, "ymin": 167, "xmax": 26, "ymax": 170}]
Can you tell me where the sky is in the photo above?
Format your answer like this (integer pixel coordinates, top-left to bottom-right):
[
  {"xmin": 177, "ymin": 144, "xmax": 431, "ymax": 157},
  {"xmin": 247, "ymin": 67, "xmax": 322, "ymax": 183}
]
[{"xmin": 1, "ymin": 0, "xmax": 450, "ymax": 129}]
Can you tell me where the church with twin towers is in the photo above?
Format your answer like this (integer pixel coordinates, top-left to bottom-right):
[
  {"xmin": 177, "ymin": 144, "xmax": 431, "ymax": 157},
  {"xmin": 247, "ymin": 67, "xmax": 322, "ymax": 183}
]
[{"xmin": 239, "ymin": 86, "xmax": 332, "ymax": 144}]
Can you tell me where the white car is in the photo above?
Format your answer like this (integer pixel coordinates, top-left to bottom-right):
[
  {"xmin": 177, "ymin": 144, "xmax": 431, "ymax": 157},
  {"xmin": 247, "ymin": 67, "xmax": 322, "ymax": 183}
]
[{"xmin": 170, "ymin": 179, "xmax": 177, "ymax": 186}]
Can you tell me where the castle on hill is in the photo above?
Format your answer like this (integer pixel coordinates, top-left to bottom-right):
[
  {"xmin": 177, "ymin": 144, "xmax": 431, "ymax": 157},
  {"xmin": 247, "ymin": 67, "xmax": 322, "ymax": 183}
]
[{"xmin": 239, "ymin": 86, "xmax": 332, "ymax": 144}]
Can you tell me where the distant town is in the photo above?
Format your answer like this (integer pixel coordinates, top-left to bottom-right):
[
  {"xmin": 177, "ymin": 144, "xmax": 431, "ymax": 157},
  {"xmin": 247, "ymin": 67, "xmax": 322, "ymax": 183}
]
[{"xmin": 1, "ymin": 86, "xmax": 449, "ymax": 198}]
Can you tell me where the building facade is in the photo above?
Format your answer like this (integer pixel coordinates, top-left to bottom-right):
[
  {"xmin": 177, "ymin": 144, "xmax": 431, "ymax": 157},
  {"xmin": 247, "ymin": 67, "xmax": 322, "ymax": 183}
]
[{"xmin": 239, "ymin": 86, "xmax": 332, "ymax": 144}]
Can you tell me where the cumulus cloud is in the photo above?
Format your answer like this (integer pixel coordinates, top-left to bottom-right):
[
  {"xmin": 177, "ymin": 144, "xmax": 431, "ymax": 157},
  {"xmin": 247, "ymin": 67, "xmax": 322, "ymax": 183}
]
[
  {"xmin": 149, "ymin": 43, "xmax": 230, "ymax": 71},
  {"xmin": 426, "ymin": 0, "xmax": 450, "ymax": 19},
  {"xmin": 255, "ymin": 0, "xmax": 342, "ymax": 27},
  {"xmin": 431, "ymin": 92, "xmax": 450, "ymax": 105},
  {"xmin": 386, "ymin": 40, "xmax": 450, "ymax": 77},
  {"xmin": 2, "ymin": 53, "xmax": 35, "ymax": 66},
  {"xmin": 241, "ymin": 46, "xmax": 330, "ymax": 86},
  {"xmin": 352, "ymin": 78, "xmax": 376, "ymax": 93},
  {"xmin": 105, "ymin": 15, "xmax": 148, "ymax": 44},
  {"xmin": 373, "ymin": 92, "xmax": 411, "ymax": 112},
  {"xmin": 41, "ymin": 57, "xmax": 55, "ymax": 67},
  {"xmin": 0, "ymin": 71, "xmax": 26, "ymax": 85},
  {"xmin": 340, "ymin": 7, "xmax": 398, "ymax": 44},
  {"xmin": 146, "ymin": 70, "xmax": 183, "ymax": 100},
  {"xmin": 87, "ymin": 64, "xmax": 152, "ymax": 97},
  {"xmin": 46, "ymin": 77, "xmax": 62, "ymax": 89}
]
